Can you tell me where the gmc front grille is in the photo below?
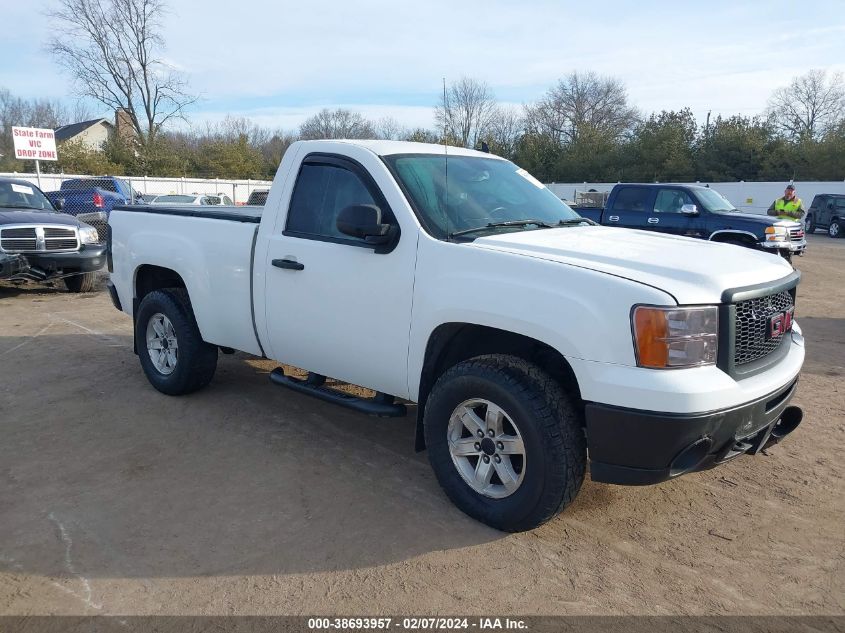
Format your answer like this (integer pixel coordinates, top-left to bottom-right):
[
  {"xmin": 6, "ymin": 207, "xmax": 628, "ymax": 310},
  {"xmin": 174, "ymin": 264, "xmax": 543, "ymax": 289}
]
[{"xmin": 734, "ymin": 290, "xmax": 795, "ymax": 366}]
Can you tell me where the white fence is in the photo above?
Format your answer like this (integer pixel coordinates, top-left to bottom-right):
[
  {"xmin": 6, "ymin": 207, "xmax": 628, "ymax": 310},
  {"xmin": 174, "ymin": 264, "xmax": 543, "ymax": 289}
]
[
  {"xmin": 5, "ymin": 170, "xmax": 845, "ymax": 212},
  {"xmin": 0, "ymin": 172, "xmax": 274, "ymax": 205},
  {"xmin": 547, "ymin": 181, "xmax": 845, "ymax": 214}
]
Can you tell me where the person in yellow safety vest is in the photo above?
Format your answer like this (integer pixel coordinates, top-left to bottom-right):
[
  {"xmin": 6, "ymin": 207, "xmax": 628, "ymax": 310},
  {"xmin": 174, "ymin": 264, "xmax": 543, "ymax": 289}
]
[{"xmin": 767, "ymin": 184, "xmax": 805, "ymax": 221}]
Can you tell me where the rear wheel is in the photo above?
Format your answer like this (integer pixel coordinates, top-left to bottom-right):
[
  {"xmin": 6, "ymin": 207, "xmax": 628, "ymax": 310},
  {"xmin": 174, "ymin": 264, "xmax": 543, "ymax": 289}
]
[
  {"xmin": 830, "ymin": 220, "xmax": 843, "ymax": 238},
  {"xmin": 424, "ymin": 355, "xmax": 586, "ymax": 532},
  {"xmin": 135, "ymin": 289, "xmax": 218, "ymax": 395},
  {"xmin": 63, "ymin": 271, "xmax": 96, "ymax": 293}
]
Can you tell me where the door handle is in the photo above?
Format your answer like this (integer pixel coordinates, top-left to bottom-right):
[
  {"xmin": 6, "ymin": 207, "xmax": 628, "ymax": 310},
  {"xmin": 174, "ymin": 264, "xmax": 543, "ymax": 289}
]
[
  {"xmin": 272, "ymin": 258, "xmax": 305, "ymax": 271},
  {"xmin": 647, "ymin": 217, "xmax": 660, "ymax": 224},
  {"xmin": 608, "ymin": 215, "xmax": 620, "ymax": 222}
]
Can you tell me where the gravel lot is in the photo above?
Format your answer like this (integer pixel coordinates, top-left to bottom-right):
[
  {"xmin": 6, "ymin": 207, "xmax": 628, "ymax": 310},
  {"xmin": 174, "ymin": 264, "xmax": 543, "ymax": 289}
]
[{"xmin": 1, "ymin": 234, "xmax": 843, "ymax": 616}]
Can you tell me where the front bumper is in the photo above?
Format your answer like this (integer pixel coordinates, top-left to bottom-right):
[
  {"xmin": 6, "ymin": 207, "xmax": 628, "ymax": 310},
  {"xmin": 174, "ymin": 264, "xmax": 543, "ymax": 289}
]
[
  {"xmin": 0, "ymin": 254, "xmax": 29, "ymax": 280},
  {"xmin": 18, "ymin": 244, "xmax": 108, "ymax": 273},
  {"xmin": 761, "ymin": 238, "xmax": 806, "ymax": 254},
  {"xmin": 586, "ymin": 376, "xmax": 802, "ymax": 485}
]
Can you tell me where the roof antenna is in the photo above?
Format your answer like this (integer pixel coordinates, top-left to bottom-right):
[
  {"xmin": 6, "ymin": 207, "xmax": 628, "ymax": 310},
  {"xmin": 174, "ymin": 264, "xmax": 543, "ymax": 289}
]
[{"xmin": 442, "ymin": 77, "xmax": 450, "ymax": 240}]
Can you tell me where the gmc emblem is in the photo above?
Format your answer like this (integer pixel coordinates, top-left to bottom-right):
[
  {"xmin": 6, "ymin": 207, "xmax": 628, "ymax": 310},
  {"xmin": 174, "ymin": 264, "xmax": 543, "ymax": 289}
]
[{"xmin": 767, "ymin": 307, "xmax": 794, "ymax": 339}]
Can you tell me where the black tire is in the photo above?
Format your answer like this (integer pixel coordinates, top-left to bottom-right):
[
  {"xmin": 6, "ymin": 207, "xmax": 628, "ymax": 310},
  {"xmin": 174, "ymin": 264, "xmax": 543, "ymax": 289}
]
[
  {"xmin": 805, "ymin": 214, "xmax": 815, "ymax": 234},
  {"xmin": 63, "ymin": 271, "xmax": 96, "ymax": 293},
  {"xmin": 830, "ymin": 219, "xmax": 843, "ymax": 238},
  {"xmin": 424, "ymin": 355, "xmax": 586, "ymax": 532},
  {"xmin": 135, "ymin": 288, "xmax": 218, "ymax": 395}
]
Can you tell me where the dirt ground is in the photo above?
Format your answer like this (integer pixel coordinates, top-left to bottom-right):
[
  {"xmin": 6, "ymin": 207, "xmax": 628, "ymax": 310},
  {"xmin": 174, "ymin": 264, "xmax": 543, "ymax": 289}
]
[{"xmin": 0, "ymin": 234, "xmax": 843, "ymax": 616}]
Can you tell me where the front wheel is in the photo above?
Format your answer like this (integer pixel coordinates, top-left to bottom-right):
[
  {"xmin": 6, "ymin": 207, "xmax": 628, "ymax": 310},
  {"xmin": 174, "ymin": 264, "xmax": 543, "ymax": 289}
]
[
  {"xmin": 830, "ymin": 220, "xmax": 843, "ymax": 238},
  {"xmin": 135, "ymin": 289, "xmax": 218, "ymax": 395},
  {"xmin": 63, "ymin": 271, "xmax": 96, "ymax": 293},
  {"xmin": 804, "ymin": 214, "xmax": 815, "ymax": 234},
  {"xmin": 424, "ymin": 355, "xmax": 586, "ymax": 532}
]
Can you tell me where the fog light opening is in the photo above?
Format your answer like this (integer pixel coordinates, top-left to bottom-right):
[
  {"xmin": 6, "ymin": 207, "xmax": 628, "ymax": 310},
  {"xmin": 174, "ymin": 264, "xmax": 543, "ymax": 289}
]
[
  {"xmin": 669, "ymin": 437, "xmax": 713, "ymax": 477},
  {"xmin": 771, "ymin": 406, "xmax": 803, "ymax": 441}
]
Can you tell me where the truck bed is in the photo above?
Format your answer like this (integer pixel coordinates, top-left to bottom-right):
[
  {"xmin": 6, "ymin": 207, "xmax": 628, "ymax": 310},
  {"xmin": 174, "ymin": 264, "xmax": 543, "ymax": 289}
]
[
  {"xmin": 114, "ymin": 205, "xmax": 263, "ymax": 223},
  {"xmin": 109, "ymin": 206, "xmax": 263, "ymax": 356}
]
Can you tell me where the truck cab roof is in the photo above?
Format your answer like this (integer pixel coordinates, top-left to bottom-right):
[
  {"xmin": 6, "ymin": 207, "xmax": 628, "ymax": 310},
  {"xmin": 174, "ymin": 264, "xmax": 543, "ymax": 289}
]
[{"xmin": 292, "ymin": 139, "xmax": 504, "ymax": 159}]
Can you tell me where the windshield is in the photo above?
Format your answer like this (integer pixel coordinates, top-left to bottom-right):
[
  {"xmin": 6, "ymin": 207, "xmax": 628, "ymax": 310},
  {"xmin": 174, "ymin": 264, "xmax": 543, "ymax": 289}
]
[
  {"xmin": 0, "ymin": 181, "xmax": 54, "ymax": 211},
  {"xmin": 384, "ymin": 154, "xmax": 581, "ymax": 239},
  {"xmin": 696, "ymin": 188, "xmax": 737, "ymax": 213},
  {"xmin": 122, "ymin": 179, "xmax": 138, "ymax": 201}
]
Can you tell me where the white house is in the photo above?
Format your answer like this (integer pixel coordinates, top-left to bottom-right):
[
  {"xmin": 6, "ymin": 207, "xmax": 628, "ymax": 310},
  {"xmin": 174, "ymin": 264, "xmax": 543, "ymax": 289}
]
[{"xmin": 54, "ymin": 118, "xmax": 114, "ymax": 151}]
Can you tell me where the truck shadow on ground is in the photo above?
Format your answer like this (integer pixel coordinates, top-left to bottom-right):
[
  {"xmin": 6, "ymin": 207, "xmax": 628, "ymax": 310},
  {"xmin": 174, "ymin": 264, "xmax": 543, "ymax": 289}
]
[
  {"xmin": 0, "ymin": 282, "xmax": 70, "ymax": 298},
  {"xmin": 0, "ymin": 332, "xmax": 607, "ymax": 580},
  {"xmin": 795, "ymin": 316, "xmax": 845, "ymax": 376}
]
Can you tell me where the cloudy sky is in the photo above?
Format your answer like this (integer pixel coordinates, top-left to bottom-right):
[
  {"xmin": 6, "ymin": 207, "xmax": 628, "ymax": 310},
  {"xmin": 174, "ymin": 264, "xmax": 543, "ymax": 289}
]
[{"xmin": 2, "ymin": 0, "xmax": 844, "ymax": 132}]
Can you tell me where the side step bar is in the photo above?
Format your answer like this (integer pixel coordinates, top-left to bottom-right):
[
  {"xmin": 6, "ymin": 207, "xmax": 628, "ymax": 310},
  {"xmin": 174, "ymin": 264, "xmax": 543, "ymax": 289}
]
[{"xmin": 269, "ymin": 368, "xmax": 407, "ymax": 417}]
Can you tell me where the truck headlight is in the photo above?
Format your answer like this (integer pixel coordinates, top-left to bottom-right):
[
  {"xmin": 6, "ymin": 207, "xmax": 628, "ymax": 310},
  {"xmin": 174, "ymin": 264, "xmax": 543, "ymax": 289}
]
[
  {"xmin": 765, "ymin": 226, "xmax": 788, "ymax": 241},
  {"xmin": 632, "ymin": 306, "xmax": 718, "ymax": 369},
  {"xmin": 78, "ymin": 226, "xmax": 99, "ymax": 244}
]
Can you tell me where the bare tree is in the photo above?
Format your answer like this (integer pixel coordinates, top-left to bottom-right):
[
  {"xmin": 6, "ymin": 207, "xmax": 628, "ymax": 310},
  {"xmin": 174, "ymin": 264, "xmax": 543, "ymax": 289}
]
[
  {"xmin": 435, "ymin": 77, "xmax": 498, "ymax": 148},
  {"xmin": 525, "ymin": 71, "xmax": 638, "ymax": 145},
  {"xmin": 198, "ymin": 115, "xmax": 272, "ymax": 147},
  {"xmin": 404, "ymin": 127, "xmax": 440, "ymax": 143},
  {"xmin": 766, "ymin": 69, "xmax": 845, "ymax": 141},
  {"xmin": 0, "ymin": 88, "xmax": 89, "ymax": 130},
  {"xmin": 483, "ymin": 106, "xmax": 524, "ymax": 157},
  {"xmin": 47, "ymin": 0, "xmax": 196, "ymax": 146},
  {"xmin": 299, "ymin": 108, "xmax": 376, "ymax": 139},
  {"xmin": 375, "ymin": 116, "xmax": 406, "ymax": 140},
  {"xmin": 0, "ymin": 87, "xmax": 93, "ymax": 169}
]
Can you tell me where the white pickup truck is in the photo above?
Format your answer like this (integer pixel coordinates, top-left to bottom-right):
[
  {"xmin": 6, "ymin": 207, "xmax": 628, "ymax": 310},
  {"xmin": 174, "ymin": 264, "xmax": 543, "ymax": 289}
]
[{"xmin": 108, "ymin": 140, "xmax": 805, "ymax": 532}]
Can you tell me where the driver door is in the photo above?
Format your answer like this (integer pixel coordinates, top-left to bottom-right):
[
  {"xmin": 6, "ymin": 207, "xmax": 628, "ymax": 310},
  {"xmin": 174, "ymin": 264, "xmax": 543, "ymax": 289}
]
[
  {"xmin": 650, "ymin": 187, "xmax": 706, "ymax": 238},
  {"xmin": 261, "ymin": 154, "xmax": 416, "ymax": 399}
]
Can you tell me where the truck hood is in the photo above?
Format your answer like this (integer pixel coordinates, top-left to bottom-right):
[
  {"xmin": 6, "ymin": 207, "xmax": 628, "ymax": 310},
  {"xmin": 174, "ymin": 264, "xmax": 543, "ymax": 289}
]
[
  {"xmin": 471, "ymin": 226, "xmax": 795, "ymax": 304},
  {"xmin": 711, "ymin": 211, "xmax": 801, "ymax": 227},
  {"xmin": 0, "ymin": 209, "xmax": 81, "ymax": 227}
]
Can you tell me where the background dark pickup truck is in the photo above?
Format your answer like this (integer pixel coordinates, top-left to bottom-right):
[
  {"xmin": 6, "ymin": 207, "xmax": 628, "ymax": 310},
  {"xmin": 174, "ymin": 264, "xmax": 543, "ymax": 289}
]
[
  {"xmin": 574, "ymin": 183, "xmax": 806, "ymax": 260},
  {"xmin": 0, "ymin": 177, "xmax": 107, "ymax": 292},
  {"xmin": 44, "ymin": 176, "xmax": 141, "ymax": 240},
  {"xmin": 806, "ymin": 193, "xmax": 845, "ymax": 238}
]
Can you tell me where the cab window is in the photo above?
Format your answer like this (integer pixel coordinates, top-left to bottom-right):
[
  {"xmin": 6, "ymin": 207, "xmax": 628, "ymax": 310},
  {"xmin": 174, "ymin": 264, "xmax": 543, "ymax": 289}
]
[
  {"xmin": 613, "ymin": 187, "xmax": 651, "ymax": 212},
  {"xmin": 653, "ymin": 189, "xmax": 695, "ymax": 213},
  {"xmin": 285, "ymin": 161, "xmax": 378, "ymax": 242}
]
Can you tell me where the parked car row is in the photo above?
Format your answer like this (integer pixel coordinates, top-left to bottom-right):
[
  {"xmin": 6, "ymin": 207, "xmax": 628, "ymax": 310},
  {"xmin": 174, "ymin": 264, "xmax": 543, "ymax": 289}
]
[
  {"xmin": 2, "ymin": 168, "xmax": 840, "ymax": 297},
  {"xmin": 0, "ymin": 175, "xmax": 256, "ymax": 292}
]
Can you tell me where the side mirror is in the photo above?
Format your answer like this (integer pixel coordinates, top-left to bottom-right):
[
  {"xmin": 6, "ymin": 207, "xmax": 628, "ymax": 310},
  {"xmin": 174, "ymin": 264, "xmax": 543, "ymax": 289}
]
[
  {"xmin": 680, "ymin": 203, "xmax": 699, "ymax": 216},
  {"xmin": 53, "ymin": 198, "xmax": 64, "ymax": 211},
  {"xmin": 337, "ymin": 204, "xmax": 392, "ymax": 244},
  {"xmin": 828, "ymin": 202, "xmax": 835, "ymax": 211}
]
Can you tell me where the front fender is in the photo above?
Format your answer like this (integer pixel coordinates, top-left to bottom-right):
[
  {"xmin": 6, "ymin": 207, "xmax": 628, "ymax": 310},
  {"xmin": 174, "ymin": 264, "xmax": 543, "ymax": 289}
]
[{"xmin": 407, "ymin": 238, "xmax": 675, "ymax": 400}]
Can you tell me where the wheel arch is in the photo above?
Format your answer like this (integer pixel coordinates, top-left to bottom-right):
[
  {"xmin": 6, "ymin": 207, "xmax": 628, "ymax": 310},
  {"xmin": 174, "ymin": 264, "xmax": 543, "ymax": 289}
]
[
  {"xmin": 709, "ymin": 230, "xmax": 760, "ymax": 247},
  {"xmin": 134, "ymin": 264, "xmax": 188, "ymax": 301},
  {"xmin": 132, "ymin": 264, "xmax": 189, "ymax": 354},
  {"xmin": 413, "ymin": 323, "xmax": 582, "ymax": 451}
]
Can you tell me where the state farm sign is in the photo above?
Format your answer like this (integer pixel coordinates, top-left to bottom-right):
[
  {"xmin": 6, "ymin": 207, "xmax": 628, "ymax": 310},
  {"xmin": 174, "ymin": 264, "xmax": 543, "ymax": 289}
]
[{"xmin": 12, "ymin": 126, "xmax": 58, "ymax": 161}]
